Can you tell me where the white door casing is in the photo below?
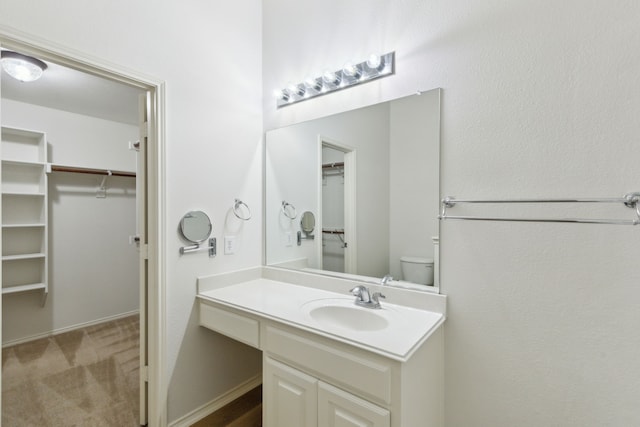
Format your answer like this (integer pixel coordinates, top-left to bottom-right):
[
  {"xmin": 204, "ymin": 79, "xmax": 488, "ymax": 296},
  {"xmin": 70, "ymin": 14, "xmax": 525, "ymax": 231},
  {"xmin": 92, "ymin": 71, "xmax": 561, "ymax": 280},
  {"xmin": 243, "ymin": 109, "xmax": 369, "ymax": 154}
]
[{"xmin": 138, "ymin": 92, "xmax": 150, "ymax": 425}]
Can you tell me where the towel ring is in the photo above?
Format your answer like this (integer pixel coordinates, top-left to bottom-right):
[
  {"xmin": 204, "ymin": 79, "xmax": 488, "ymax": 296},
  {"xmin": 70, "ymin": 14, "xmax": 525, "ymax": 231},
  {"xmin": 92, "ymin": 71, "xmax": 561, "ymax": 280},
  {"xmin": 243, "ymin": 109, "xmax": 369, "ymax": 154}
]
[
  {"xmin": 282, "ymin": 201, "xmax": 297, "ymax": 219},
  {"xmin": 233, "ymin": 199, "xmax": 252, "ymax": 221}
]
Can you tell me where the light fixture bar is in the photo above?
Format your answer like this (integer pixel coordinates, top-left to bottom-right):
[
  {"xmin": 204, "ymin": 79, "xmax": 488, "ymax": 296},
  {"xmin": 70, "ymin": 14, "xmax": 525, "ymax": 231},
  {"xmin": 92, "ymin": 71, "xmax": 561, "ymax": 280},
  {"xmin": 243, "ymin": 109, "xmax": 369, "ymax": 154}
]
[{"xmin": 275, "ymin": 51, "xmax": 395, "ymax": 108}]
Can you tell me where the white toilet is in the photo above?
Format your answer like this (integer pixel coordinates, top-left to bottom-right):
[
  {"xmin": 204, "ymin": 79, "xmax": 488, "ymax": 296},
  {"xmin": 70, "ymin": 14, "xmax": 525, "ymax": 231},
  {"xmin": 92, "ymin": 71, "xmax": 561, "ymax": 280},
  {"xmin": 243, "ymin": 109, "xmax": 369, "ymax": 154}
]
[{"xmin": 400, "ymin": 256, "xmax": 434, "ymax": 286}]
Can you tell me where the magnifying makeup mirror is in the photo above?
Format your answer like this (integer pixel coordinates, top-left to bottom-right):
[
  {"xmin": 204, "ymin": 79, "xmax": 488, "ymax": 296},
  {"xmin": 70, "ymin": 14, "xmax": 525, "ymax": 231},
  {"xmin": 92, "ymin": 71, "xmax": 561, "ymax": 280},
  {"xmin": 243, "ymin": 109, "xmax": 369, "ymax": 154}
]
[
  {"xmin": 179, "ymin": 210, "xmax": 212, "ymax": 243},
  {"xmin": 300, "ymin": 211, "xmax": 316, "ymax": 234}
]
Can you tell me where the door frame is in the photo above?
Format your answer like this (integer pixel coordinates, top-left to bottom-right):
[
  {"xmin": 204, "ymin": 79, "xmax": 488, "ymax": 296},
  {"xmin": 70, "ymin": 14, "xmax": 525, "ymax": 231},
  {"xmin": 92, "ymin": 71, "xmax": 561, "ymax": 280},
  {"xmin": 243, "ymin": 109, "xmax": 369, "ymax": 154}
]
[{"xmin": 0, "ymin": 26, "xmax": 167, "ymax": 426}]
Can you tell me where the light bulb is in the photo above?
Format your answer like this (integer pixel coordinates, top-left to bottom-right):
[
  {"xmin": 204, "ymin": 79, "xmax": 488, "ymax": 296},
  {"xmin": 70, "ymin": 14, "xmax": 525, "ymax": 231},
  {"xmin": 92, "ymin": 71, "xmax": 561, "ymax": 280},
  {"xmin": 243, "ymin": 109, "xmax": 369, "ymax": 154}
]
[
  {"xmin": 366, "ymin": 53, "xmax": 384, "ymax": 71},
  {"xmin": 342, "ymin": 62, "xmax": 362, "ymax": 80},
  {"xmin": 1, "ymin": 51, "xmax": 47, "ymax": 82},
  {"xmin": 288, "ymin": 83, "xmax": 305, "ymax": 97},
  {"xmin": 322, "ymin": 69, "xmax": 341, "ymax": 86},
  {"xmin": 273, "ymin": 88, "xmax": 289, "ymax": 101},
  {"xmin": 304, "ymin": 76, "xmax": 322, "ymax": 92}
]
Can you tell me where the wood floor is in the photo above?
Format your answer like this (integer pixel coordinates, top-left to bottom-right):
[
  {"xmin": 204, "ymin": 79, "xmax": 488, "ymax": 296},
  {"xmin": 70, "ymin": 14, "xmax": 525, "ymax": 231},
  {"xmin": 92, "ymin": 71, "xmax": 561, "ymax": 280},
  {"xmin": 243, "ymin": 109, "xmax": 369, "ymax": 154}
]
[{"xmin": 191, "ymin": 385, "xmax": 262, "ymax": 427}]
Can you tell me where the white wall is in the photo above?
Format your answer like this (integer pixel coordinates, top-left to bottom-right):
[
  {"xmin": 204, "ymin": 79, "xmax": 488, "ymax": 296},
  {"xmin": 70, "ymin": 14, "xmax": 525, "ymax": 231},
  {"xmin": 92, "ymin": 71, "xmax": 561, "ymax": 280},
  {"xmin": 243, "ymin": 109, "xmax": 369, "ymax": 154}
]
[
  {"xmin": 1, "ymin": 99, "xmax": 138, "ymax": 344},
  {"xmin": 263, "ymin": 1, "xmax": 640, "ymax": 426},
  {"xmin": 0, "ymin": 1, "xmax": 264, "ymax": 423}
]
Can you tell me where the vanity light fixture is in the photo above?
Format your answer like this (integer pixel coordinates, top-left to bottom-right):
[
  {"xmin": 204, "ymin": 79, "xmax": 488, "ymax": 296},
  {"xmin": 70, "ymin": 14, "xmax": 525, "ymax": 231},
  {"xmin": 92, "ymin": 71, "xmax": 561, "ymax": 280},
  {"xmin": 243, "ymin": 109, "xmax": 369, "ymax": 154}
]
[
  {"xmin": 1, "ymin": 51, "xmax": 48, "ymax": 82},
  {"xmin": 275, "ymin": 51, "xmax": 395, "ymax": 108}
]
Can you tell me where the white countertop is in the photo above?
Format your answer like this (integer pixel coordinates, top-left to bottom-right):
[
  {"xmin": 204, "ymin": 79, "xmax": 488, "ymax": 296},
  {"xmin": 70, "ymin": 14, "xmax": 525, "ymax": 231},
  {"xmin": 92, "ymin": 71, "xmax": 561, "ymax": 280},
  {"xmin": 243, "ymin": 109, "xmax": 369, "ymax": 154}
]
[{"xmin": 198, "ymin": 278, "xmax": 444, "ymax": 361}]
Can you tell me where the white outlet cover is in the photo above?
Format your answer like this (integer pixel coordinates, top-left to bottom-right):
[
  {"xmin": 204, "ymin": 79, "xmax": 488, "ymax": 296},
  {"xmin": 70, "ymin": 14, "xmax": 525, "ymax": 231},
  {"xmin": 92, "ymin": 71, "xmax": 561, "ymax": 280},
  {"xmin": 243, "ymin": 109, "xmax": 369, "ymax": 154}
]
[{"xmin": 224, "ymin": 235, "xmax": 236, "ymax": 254}]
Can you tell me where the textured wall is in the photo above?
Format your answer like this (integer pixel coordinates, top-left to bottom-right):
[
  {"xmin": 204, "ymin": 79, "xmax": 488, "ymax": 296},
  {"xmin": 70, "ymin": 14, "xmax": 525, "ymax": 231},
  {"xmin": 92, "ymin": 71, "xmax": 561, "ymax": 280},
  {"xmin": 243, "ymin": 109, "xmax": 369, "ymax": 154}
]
[{"xmin": 263, "ymin": 1, "xmax": 640, "ymax": 425}]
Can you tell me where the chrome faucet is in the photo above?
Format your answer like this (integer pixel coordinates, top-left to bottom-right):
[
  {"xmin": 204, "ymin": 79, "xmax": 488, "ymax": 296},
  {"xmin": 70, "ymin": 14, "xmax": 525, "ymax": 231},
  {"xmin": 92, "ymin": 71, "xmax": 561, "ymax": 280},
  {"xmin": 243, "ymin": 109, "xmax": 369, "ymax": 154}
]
[
  {"xmin": 350, "ymin": 285, "xmax": 385, "ymax": 309},
  {"xmin": 381, "ymin": 274, "xmax": 393, "ymax": 286}
]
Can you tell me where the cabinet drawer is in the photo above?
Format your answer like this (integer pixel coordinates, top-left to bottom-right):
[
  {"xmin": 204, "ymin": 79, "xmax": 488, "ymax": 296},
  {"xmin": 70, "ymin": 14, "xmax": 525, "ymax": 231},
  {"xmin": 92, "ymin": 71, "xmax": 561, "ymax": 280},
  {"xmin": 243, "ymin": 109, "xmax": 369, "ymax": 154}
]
[
  {"xmin": 200, "ymin": 303, "xmax": 260, "ymax": 348},
  {"xmin": 264, "ymin": 325, "xmax": 392, "ymax": 404}
]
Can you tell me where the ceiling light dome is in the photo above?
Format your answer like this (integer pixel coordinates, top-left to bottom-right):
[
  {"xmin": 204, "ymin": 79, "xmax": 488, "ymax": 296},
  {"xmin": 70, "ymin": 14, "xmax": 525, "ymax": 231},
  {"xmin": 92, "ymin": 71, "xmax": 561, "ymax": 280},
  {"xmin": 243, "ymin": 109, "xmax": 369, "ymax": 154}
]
[{"xmin": 1, "ymin": 51, "xmax": 48, "ymax": 82}]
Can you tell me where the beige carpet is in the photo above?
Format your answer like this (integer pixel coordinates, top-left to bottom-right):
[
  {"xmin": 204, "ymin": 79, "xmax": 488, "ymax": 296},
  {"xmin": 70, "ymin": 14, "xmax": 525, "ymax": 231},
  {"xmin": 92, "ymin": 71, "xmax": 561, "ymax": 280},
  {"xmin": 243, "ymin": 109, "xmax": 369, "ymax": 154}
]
[{"xmin": 2, "ymin": 315, "xmax": 140, "ymax": 426}]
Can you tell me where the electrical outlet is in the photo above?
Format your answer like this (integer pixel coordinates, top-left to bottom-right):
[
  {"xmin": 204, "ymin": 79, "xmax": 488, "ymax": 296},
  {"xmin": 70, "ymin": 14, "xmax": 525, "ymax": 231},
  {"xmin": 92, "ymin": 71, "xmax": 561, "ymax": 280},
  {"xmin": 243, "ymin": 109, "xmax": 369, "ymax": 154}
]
[
  {"xmin": 285, "ymin": 232, "xmax": 292, "ymax": 247},
  {"xmin": 224, "ymin": 235, "xmax": 236, "ymax": 254}
]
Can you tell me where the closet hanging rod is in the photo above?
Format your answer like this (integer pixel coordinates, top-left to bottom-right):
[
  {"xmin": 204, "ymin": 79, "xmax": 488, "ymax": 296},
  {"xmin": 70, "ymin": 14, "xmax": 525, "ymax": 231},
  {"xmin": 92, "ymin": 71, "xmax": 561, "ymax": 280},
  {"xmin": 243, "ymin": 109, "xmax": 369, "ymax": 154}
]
[
  {"xmin": 322, "ymin": 162, "xmax": 344, "ymax": 169},
  {"xmin": 322, "ymin": 229, "xmax": 345, "ymax": 234},
  {"xmin": 50, "ymin": 164, "xmax": 136, "ymax": 178},
  {"xmin": 440, "ymin": 192, "xmax": 640, "ymax": 226}
]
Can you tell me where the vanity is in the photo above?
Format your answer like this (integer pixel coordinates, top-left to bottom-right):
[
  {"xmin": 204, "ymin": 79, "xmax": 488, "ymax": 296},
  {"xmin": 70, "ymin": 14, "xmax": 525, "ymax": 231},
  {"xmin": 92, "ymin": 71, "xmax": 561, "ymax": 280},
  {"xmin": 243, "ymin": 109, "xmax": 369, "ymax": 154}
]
[
  {"xmin": 197, "ymin": 266, "xmax": 445, "ymax": 427},
  {"xmin": 194, "ymin": 88, "xmax": 444, "ymax": 426}
]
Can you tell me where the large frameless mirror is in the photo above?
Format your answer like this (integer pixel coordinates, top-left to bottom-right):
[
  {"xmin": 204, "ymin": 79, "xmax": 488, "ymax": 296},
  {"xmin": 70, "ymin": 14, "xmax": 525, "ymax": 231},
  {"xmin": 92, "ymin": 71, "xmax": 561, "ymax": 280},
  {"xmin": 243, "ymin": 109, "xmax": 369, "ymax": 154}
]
[{"xmin": 265, "ymin": 88, "xmax": 441, "ymax": 293}]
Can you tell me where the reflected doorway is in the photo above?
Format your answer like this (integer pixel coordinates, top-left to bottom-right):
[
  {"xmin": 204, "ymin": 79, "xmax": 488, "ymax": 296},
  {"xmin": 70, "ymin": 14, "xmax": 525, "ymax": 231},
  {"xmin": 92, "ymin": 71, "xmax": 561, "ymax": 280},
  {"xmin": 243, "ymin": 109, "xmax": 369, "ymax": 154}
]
[{"xmin": 319, "ymin": 137, "xmax": 356, "ymax": 274}]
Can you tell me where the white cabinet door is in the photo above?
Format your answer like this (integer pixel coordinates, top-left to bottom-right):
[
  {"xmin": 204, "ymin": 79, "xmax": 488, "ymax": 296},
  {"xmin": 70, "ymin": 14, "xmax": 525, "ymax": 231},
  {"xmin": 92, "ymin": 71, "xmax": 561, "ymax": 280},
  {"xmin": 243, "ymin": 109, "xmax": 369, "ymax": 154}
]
[
  {"xmin": 264, "ymin": 357, "xmax": 318, "ymax": 427},
  {"xmin": 318, "ymin": 382, "xmax": 390, "ymax": 427}
]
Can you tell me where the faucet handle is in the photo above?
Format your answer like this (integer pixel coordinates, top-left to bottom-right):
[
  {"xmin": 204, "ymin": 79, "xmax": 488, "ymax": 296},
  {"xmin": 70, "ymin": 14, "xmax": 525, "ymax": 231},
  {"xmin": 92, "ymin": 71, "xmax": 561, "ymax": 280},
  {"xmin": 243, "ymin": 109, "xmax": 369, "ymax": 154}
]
[
  {"xmin": 350, "ymin": 286, "xmax": 365, "ymax": 299},
  {"xmin": 371, "ymin": 292, "xmax": 386, "ymax": 304}
]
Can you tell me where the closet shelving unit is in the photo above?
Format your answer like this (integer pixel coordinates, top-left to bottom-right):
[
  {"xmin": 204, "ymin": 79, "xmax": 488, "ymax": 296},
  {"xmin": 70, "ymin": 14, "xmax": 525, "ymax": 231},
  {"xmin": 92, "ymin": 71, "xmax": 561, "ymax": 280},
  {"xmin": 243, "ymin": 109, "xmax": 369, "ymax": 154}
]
[{"xmin": 1, "ymin": 126, "xmax": 49, "ymax": 305}]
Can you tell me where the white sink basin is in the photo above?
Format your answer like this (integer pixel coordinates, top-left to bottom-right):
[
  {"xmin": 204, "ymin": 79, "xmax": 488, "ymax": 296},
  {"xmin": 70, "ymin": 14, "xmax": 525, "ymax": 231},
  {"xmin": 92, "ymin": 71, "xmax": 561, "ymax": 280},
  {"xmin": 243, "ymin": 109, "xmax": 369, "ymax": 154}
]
[{"xmin": 301, "ymin": 298, "xmax": 390, "ymax": 331}]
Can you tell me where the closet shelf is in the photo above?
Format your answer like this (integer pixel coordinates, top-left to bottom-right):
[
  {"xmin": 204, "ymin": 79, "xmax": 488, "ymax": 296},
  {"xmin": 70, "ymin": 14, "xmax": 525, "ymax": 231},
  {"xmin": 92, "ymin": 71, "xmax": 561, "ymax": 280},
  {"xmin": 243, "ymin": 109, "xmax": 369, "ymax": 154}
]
[
  {"xmin": 2, "ymin": 253, "xmax": 46, "ymax": 261},
  {"xmin": 2, "ymin": 191, "xmax": 46, "ymax": 197},
  {"xmin": 2, "ymin": 125, "xmax": 49, "ymax": 306},
  {"xmin": 1, "ymin": 159, "xmax": 46, "ymax": 167},
  {"xmin": 2, "ymin": 283, "xmax": 47, "ymax": 295}
]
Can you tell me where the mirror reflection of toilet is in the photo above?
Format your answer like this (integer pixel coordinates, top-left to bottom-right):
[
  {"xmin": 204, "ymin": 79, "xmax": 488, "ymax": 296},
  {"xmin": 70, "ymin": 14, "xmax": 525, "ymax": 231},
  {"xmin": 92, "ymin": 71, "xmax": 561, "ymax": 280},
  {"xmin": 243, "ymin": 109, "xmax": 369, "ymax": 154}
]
[{"xmin": 400, "ymin": 256, "xmax": 434, "ymax": 286}]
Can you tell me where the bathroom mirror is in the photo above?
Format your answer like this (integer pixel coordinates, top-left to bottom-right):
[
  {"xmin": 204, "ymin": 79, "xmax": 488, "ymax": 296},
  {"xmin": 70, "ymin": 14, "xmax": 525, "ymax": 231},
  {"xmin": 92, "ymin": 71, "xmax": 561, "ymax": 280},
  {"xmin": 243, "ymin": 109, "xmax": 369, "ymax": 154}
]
[
  {"xmin": 179, "ymin": 210, "xmax": 212, "ymax": 243},
  {"xmin": 265, "ymin": 88, "xmax": 441, "ymax": 293},
  {"xmin": 300, "ymin": 211, "xmax": 316, "ymax": 234}
]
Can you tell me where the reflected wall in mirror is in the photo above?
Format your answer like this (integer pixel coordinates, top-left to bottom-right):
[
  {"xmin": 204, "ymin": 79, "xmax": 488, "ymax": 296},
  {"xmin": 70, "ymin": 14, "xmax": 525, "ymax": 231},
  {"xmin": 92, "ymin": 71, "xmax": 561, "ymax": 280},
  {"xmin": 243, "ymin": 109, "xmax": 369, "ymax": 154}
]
[{"xmin": 265, "ymin": 88, "xmax": 441, "ymax": 293}]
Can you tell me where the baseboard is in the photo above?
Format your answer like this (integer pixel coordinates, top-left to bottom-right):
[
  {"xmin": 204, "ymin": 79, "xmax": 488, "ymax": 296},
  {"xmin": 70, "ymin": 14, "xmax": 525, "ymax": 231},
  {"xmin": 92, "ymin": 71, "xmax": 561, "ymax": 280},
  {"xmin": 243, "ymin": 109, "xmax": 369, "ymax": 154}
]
[
  {"xmin": 2, "ymin": 310, "xmax": 139, "ymax": 348},
  {"xmin": 169, "ymin": 374, "xmax": 262, "ymax": 427}
]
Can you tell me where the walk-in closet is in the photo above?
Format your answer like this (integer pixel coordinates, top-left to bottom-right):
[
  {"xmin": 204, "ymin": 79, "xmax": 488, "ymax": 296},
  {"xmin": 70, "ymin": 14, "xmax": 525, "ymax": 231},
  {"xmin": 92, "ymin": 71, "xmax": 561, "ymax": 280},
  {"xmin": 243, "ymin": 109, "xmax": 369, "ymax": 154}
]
[{"xmin": 1, "ymin": 49, "xmax": 143, "ymax": 425}]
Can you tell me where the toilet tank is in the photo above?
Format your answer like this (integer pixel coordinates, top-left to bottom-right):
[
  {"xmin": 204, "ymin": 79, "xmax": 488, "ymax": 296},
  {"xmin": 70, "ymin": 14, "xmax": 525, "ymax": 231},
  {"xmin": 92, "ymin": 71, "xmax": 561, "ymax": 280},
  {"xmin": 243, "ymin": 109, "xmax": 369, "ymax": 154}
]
[{"xmin": 400, "ymin": 256, "xmax": 434, "ymax": 286}]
